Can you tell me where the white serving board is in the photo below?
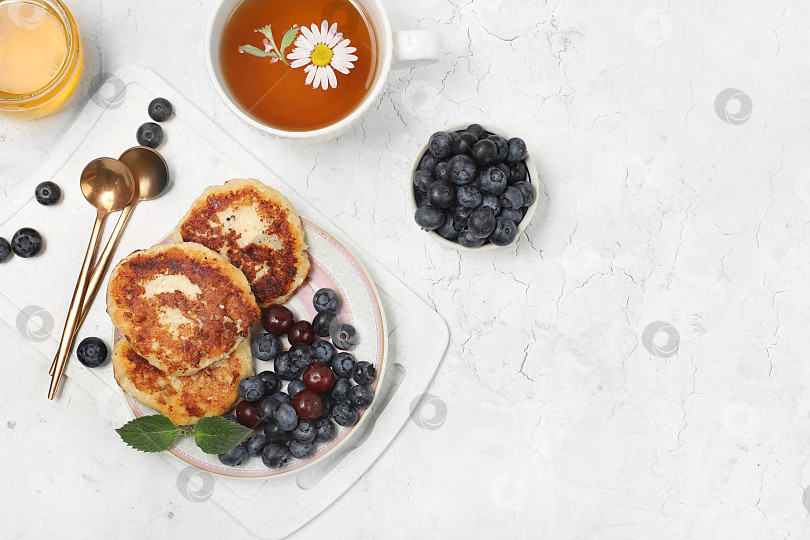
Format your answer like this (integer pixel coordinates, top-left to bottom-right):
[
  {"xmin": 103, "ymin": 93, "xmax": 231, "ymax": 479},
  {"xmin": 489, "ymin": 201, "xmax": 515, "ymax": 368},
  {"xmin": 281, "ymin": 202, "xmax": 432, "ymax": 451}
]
[{"xmin": 0, "ymin": 65, "xmax": 449, "ymax": 539}]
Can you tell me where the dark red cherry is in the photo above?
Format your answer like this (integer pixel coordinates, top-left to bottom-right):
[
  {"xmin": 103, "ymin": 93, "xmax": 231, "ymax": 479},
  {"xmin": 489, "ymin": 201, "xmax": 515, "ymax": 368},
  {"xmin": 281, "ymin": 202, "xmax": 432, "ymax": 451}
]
[{"xmin": 261, "ymin": 305, "xmax": 295, "ymax": 335}]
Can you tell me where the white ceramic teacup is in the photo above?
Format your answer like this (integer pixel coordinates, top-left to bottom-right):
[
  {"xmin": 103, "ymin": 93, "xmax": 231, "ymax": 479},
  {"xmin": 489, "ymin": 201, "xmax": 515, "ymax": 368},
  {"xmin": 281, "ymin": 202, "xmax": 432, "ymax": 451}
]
[{"xmin": 206, "ymin": 0, "xmax": 443, "ymax": 139}]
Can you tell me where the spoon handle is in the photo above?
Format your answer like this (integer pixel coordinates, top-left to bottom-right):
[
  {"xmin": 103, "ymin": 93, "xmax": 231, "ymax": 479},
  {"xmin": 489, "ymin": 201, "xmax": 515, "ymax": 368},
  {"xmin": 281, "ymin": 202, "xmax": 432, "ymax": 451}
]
[
  {"xmin": 48, "ymin": 204, "xmax": 135, "ymax": 375},
  {"xmin": 48, "ymin": 211, "xmax": 107, "ymax": 399}
]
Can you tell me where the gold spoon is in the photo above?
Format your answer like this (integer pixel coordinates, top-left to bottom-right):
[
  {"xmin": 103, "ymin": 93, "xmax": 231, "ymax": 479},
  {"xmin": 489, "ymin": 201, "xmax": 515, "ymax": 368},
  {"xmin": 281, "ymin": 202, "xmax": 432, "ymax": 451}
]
[
  {"xmin": 48, "ymin": 147, "xmax": 169, "ymax": 375},
  {"xmin": 48, "ymin": 158, "xmax": 135, "ymax": 400}
]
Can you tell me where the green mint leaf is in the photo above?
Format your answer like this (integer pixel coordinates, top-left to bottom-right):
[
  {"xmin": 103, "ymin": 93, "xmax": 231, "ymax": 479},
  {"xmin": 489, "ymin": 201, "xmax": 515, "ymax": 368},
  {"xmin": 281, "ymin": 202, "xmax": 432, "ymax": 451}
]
[
  {"xmin": 239, "ymin": 44, "xmax": 278, "ymax": 58},
  {"xmin": 115, "ymin": 415, "xmax": 181, "ymax": 453},
  {"xmin": 193, "ymin": 416, "xmax": 253, "ymax": 455},
  {"xmin": 280, "ymin": 26, "xmax": 300, "ymax": 53}
]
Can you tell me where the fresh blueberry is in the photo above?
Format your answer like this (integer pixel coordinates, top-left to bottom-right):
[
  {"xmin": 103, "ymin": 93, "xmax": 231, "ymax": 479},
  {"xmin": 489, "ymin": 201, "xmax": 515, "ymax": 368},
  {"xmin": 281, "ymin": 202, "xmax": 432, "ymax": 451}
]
[
  {"xmin": 506, "ymin": 137, "xmax": 528, "ymax": 163},
  {"xmin": 76, "ymin": 337, "xmax": 108, "ymax": 368},
  {"xmin": 427, "ymin": 181, "xmax": 456, "ymax": 209},
  {"xmin": 509, "ymin": 160, "xmax": 527, "ymax": 185},
  {"xmin": 514, "ymin": 181, "xmax": 536, "ymax": 207},
  {"xmin": 453, "ymin": 206, "xmax": 474, "ymax": 229},
  {"xmin": 258, "ymin": 396, "xmax": 281, "ymax": 422},
  {"xmin": 222, "ymin": 413, "xmax": 240, "ymax": 424},
  {"xmin": 466, "ymin": 124, "xmax": 485, "ymax": 140},
  {"xmin": 453, "ymin": 132, "xmax": 478, "ymax": 155},
  {"xmin": 261, "ymin": 443, "xmax": 290, "ymax": 468},
  {"xmin": 238, "ymin": 376, "xmax": 266, "ymax": 402},
  {"xmin": 419, "ymin": 152, "xmax": 440, "ymax": 172},
  {"xmin": 273, "ymin": 403, "xmax": 298, "ymax": 431},
  {"xmin": 289, "ymin": 343, "xmax": 313, "ymax": 369},
  {"xmin": 457, "ymin": 184, "xmax": 483, "ymax": 208},
  {"xmin": 252, "ymin": 332, "xmax": 281, "ymax": 361},
  {"xmin": 136, "ymin": 122, "xmax": 163, "ymax": 149},
  {"xmin": 218, "ymin": 443, "xmax": 248, "ymax": 467},
  {"xmin": 428, "ymin": 131, "xmax": 454, "ymax": 159},
  {"xmin": 270, "ymin": 391, "xmax": 292, "ymax": 405},
  {"xmin": 413, "ymin": 170, "xmax": 432, "ymax": 192},
  {"xmin": 289, "ymin": 440, "xmax": 316, "ymax": 459},
  {"xmin": 500, "ymin": 208, "xmax": 524, "ymax": 224},
  {"xmin": 489, "ymin": 218, "xmax": 518, "ymax": 246},
  {"xmin": 477, "ymin": 167, "xmax": 507, "ymax": 195},
  {"xmin": 435, "ymin": 161, "xmax": 450, "ymax": 183},
  {"xmin": 436, "ymin": 213, "xmax": 460, "ymax": 240},
  {"xmin": 417, "ymin": 194, "xmax": 432, "ymax": 208},
  {"xmin": 352, "ymin": 361, "xmax": 376, "ymax": 385},
  {"xmin": 331, "ymin": 377, "xmax": 352, "ymax": 401},
  {"xmin": 257, "ymin": 370, "xmax": 282, "ymax": 395},
  {"xmin": 480, "ymin": 195, "xmax": 501, "ymax": 215},
  {"xmin": 11, "ymin": 228, "xmax": 43, "ymax": 258},
  {"xmin": 246, "ymin": 434, "xmax": 268, "ymax": 456},
  {"xmin": 312, "ymin": 310, "xmax": 340, "ymax": 338},
  {"xmin": 447, "ymin": 154, "xmax": 477, "ymax": 186},
  {"xmin": 310, "ymin": 341, "xmax": 334, "ymax": 367},
  {"xmin": 332, "ymin": 324, "xmax": 359, "ymax": 350},
  {"xmin": 35, "ymin": 181, "xmax": 61, "ymax": 206},
  {"xmin": 467, "ymin": 208, "xmax": 497, "ymax": 238},
  {"xmin": 487, "ymin": 134, "xmax": 509, "ymax": 163},
  {"xmin": 287, "ymin": 379, "xmax": 307, "ymax": 399},
  {"xmin": 332, "ymin": 352, "xmax": 356, "ymax": 379},
  {"xmin": 499, "ymin": 186, "xmax": 524, "ymax": 211},
  {"xmin": 274, "ymin": 351, "xmax": 301, "ymax": 380},
  {"xmin": 496, "ymin": 162, "xmax": 511, "ymax": 181},
  {"xmin": 349, "ymin": 384, "xmax": 374, "ymax": 409},
  {"xmin": 292, "ymin": 419, "xmax": 317, "ymax": 443},
  {"xmin": 471, "ymin": 139, "xmax": 498, "ymax": 165},
  {"xmin": 147, "ymin": 97, "xmax": 173, "ymax": 122},
  {"xmin": 458, "ymin": 230, "xmax": 486, "ymax": 248},
  {"xmin": 332, "ymin": 401, "xmax": 359, "ymax": 427},
  {"xmin": 313, "ymin": 288, "xmax": 340, "ymax": 312},
  {"xmin": 0, "ymin": 238, "xmax": 10, "ymax": 263},
  {"xmin": 414, "ymin": 206, "xmax": 445, "ymax": 231},
  {"xmin": 263, "ymin": 421, "xmax": 292, "ymax": 444},
  {"xmin": 314, "ymin": 418, "xmax": 337, "ymax": 443}
]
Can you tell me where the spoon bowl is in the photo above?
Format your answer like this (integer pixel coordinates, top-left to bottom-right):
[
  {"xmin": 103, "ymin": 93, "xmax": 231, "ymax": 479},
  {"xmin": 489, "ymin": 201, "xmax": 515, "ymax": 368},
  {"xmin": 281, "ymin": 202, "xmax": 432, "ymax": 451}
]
[
  {"xmin": 80, "ymin": 158, "xmax": 136, "ymax": 213},
  {"xmin": 119, "ymin": 146, "xmax": 169, "ymax": 201}
]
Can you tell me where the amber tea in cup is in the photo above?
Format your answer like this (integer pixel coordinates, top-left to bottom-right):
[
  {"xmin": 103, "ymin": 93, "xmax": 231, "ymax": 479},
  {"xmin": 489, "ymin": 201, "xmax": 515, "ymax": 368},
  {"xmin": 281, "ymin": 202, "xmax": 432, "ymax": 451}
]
[
  {"xmin": 219, "ymin": 0, "xmax": 379, "ymax": 132},
  {"xmin": 0, "ymin": 0, "xmax": 83, "ymax": 118}
]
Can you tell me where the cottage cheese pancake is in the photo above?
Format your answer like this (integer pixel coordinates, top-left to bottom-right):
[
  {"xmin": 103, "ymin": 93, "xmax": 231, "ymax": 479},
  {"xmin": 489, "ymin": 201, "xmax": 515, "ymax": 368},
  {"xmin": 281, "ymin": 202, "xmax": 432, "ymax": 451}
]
[
  {"xmin": 107, "ymin": 242, "xmax": 260, "ymax": 376},
  {"xmin": 113, "ymin": 337, "xmax": 253, "ymax": 426},
  {"xmin": 173, "ymin": 178, "xmax": 310, "ymax": 307}
]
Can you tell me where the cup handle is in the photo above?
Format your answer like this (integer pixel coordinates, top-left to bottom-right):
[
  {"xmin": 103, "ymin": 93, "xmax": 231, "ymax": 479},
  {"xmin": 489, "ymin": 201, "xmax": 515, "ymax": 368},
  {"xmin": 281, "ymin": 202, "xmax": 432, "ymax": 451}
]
[{"xmin": 392, "ymin": 30, "xmax": 443, "ymax": 70}]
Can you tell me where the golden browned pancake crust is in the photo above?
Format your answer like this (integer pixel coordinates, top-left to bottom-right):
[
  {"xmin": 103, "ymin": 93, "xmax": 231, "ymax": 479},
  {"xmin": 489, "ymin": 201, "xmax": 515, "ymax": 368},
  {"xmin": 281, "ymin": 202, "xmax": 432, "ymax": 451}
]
[
  {"xmin": 173, "ymin": 178, "xmax": 310, "ymax": 307},
  {"xmin": 107, "ymin": 242, "xmax": 260, "ymax": 376},
  {"xmin": 113, "ymin": 337, "xmax": 253, "ymax": 426}
]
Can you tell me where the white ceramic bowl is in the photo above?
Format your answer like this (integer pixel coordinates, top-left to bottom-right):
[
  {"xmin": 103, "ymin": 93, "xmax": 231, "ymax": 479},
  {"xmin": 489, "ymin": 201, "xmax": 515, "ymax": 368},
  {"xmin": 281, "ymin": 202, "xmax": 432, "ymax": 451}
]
[{"xmin": 408, "ymin": 123, "xmax": 540, "ymax": 251}]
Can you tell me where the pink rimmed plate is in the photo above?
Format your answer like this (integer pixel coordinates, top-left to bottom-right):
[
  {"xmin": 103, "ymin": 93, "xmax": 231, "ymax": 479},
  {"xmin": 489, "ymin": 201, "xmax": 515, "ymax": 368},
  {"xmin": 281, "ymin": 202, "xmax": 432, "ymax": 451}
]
[{"xmin": 117, "ymin": 218, "xmax": 388, "ymax": 478}]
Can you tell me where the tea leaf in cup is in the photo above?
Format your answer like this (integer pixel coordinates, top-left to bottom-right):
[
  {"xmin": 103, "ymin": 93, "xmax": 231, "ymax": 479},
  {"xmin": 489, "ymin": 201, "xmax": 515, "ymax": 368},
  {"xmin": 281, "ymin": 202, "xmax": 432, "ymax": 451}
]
[
  {"xmin": 280, "ymin": 25, "xmax": 300, "ymax": 52},
  {"xmin": 239, "ymin": 44, "xmax": 279, "ymax": 59}
]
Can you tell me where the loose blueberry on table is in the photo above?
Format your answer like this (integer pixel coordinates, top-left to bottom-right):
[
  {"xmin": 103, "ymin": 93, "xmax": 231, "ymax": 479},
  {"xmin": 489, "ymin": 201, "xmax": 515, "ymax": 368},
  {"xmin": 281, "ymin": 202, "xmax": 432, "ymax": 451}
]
[
  {"xmin": 76, "ymin": 337, "xmax": 108, "ymax": 368},
  {"xmin": 11, "ymin": 227, "xmax": 43, "ymax": 258},
  {"xmin": 35, "ymin": 181, "xmax": 61, "ymax": 206},
  {"xmin": 0, "ymin": 238, "xmax": 12, "ymax": 263},
  {"xmin": 413, "ymin": 124, "xmax": 536, "ymax": 247},
  {"xmin": 147, "ymin": 97, "xmax": 174, "ymax": 122},
  {"xmin": 136, "ymin": 122, "xmax": 163, "ymax": 149}
]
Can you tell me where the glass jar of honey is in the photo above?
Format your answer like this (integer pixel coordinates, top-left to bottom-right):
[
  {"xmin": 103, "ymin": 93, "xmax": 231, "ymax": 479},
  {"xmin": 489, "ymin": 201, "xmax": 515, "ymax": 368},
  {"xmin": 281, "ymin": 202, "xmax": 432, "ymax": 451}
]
[{"xmin": 0, "ymin": 0, "xmax": 83, "ymax": 118}]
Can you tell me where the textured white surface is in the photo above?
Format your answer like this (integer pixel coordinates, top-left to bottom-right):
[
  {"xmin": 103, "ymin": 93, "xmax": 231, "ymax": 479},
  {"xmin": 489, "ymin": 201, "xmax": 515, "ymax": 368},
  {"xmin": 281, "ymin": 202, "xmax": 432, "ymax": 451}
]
[{"xmin": 2, "ymin": 0, "xmax": 810, "ymax": 538}]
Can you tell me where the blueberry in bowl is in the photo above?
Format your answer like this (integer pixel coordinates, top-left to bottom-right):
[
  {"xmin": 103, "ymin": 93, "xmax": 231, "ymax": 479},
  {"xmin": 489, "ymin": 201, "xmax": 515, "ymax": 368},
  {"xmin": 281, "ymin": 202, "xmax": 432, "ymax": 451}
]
[{"xmin": 409, "ymin": 123, "xmax": 540, "ymax": 250}]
